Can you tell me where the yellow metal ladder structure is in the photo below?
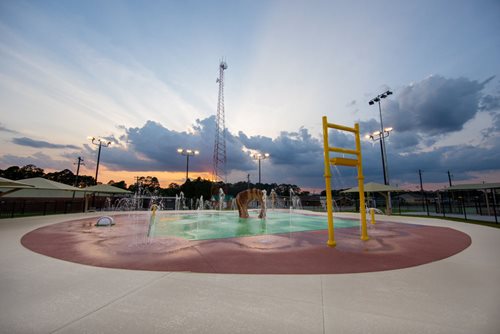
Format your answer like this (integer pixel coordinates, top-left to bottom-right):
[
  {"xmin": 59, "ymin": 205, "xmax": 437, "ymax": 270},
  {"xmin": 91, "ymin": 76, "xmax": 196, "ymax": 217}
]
[{"xmin": 322, "ymin": 116, "xmax": 368, "ymax": 247}]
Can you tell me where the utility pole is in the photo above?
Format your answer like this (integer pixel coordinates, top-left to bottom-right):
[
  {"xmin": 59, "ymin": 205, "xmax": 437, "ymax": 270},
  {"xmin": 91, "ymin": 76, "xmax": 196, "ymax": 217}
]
[
  {"xmin": 419, "ymin": 169, "xmax": 429, "ymax": 216},
  {"xmin": 447, "ymin": 170, "xmax": 453, "ymax": 187},
  {"xmin": 88, "ymin": 137, "xmax": 111, "ymax": 185},
  {"xmin": 73, "ymin": 157, "xmax": 84, "ymax": 187}
]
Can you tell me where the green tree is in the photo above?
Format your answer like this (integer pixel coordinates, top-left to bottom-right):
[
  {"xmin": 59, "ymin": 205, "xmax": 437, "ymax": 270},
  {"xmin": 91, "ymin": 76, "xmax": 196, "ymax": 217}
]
[
  {"xmin": 45, "ymin": 169, "xmax": 75, "ymax": 185},
  {"xmin": 168, "ymin": 182, "xmax": 180, "ymax": 190},
  {"xmin": 226, "ymin": 181, "xmax": 251, "ymax": 197},
  {"xmin": 0, "ymin": 166, "xmax": 22, "ymax": 180},
  {"xmin": 108, "ymin": 180, "xmax": 127, "ymax": 189},
  {"xmin": 160, "ymin": 183, "xmax": 181, "ymax": 197},
  {"xmin": 180, "ymin": 177, "xmax": 213, "ymax": 199},
  {"xmin": 75, "ymin": 175, "xmax": 95, "ymax": 187},
  {"xmin": 19, "ymin": 164, "xmax": 44, "ymax": 179},
  {"xmin": 274, "ymin": 184, "xmax": 301, "ymax": 196},
  {"xmin": 129, "ymin": 176, "xmax": 161, "ymax": 195},
  {"xmin": 0, "ymin": 164, "xmax": 45, "ymax": 180}
]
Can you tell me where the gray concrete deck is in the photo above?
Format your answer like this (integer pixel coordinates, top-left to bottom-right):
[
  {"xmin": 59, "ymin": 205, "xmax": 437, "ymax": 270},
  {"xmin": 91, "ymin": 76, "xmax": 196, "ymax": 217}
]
[{"xmin": 1, "ymin": 212, "xmax": 499, "ymax": 333}]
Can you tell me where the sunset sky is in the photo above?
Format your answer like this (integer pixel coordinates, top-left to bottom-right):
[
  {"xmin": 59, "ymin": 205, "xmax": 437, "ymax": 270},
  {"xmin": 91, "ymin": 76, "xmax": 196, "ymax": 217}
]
[{"xmin": 1, "ymin": 0, "xmax": 499, "ymax": 191}]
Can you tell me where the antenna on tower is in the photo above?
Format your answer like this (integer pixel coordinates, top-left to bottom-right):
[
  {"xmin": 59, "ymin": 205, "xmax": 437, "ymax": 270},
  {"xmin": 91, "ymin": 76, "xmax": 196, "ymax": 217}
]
[{"xmin": 213, "ymin": 59, "xmax": 228, "ymax": 183}]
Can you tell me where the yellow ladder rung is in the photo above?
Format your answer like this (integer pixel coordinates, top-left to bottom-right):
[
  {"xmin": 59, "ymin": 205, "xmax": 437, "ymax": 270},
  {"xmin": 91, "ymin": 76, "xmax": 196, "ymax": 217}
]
[
  {"xmin": 327, "ymin": 123, "xmax": 356, "ymax": 133},
  {"xmin": 330, "ymin": 157, "xmax": 358, "ymax": 167},
  {"xmin": 329, "ymin": 147, "xmax": 358, "ymax": 155}
]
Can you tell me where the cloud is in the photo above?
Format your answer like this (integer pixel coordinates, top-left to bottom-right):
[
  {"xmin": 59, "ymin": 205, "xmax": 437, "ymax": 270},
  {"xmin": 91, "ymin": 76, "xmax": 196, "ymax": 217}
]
[
  {"xmin": 384, "ymin": 75, "xmax": 488, "ymax": 138},
  {"xmin": 98, "ymin": 116, "xmax": 255, "ymax": 173},
  {"xmin": 104, "ymin": 115, "xmax": 489, "ymax": 189},
  {"xmin": 384, "ymin": 142, "xmax": 500, "ymax": 185},
  {"xmin": 386, "ymin": 132, "xmax": 421, "ymax": 151},
  {"xmin": 2, "ymin": 111, "xmax": 500, "ymax": 190},
  {"xmin": 12, "ymin": 137, "xmax": 80, "ymax": 149},
  {"xmin": 478, "ymin": 90, "xmax": 500, "ymax": 138},
  {"xmin": 356, "ymin": 75, "xmax": 500, "ymax": 187},
  {"xmin": 2, "ymin": 73, "xmax": 500, "ymax": 190},
  {"xmin": 0, "ymin": 9, "xmax": 206, "ymax": 152},
  {"xmin": 0, "ymin": 123, "xmax": 18, "ymax": 133},
  {"xmin": 236, "ymin": 127, "xmax": 327, "ymax": 185},
  {"xmin": 89, "ymin": 117, "xmax": 329, "ymax": 186},
  {"xmin": 0, "ymin": 152, "xmax": 72, "ymax": 171},
  {"xmin": 480, "ymin": 93, "xmax": 500, "ymax": 112}
]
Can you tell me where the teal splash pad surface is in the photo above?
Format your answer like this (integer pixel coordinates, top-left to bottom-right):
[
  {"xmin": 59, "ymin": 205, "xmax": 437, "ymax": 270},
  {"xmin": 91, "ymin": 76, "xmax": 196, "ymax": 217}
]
[{"xmin": 151, "ymin": 211, "xmax": 358, "ymax": 240}]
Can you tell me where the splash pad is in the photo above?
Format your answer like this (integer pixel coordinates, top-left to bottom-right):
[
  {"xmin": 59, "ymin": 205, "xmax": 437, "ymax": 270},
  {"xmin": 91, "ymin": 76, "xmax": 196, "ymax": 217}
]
[
  {"xmin": 150, "ymin": 210, "xmax": 358, "ymax": 240},
  {"xmin": 21, "ymin": 210, "xmax": 471, "ymax": 274}
]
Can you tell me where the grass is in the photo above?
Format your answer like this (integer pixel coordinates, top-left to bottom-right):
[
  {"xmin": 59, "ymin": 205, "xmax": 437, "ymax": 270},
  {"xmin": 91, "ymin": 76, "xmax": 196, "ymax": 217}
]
[
  {"xmin": 398, "ymin": 213, "xmax": 500, "ymax": 229},
  {"xmin": 330, "ymin": 208, "xmax": 500, "ymax": 229}
]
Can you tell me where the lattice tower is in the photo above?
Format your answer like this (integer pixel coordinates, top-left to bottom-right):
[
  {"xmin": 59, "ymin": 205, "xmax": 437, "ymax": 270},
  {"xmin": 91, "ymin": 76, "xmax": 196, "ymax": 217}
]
[{"xmin": 213, "ymin": 60, "xmax": 228, "ymax": 182}]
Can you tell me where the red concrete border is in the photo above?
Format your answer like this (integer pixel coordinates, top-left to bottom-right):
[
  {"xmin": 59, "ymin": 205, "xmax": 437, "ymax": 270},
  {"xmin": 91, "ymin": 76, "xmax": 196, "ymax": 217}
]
[{"xmin": 21, "ymin": 215, "xmax": 471, "ymax": 274}]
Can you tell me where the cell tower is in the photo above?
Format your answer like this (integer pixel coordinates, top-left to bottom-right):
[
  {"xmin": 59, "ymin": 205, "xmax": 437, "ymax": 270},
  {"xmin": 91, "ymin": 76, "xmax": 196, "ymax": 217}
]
[{"xmin": 213, "ymin": 60, "xmax": 228, "ymax": 182}]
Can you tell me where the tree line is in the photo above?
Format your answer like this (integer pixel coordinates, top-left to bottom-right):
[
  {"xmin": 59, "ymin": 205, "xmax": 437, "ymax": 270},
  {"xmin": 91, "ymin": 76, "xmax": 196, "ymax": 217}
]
[
  {"xmin": 0, "ymin": 164, "xmax": 307, "ymax": 199},
  {"xmin": 0, "ymin": 164, "xmax": 96, "ymax": 187}
]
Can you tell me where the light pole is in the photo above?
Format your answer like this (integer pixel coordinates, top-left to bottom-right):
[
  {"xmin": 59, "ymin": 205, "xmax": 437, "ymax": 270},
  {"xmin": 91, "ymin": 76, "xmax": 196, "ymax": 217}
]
[
  {"xmin": 177, "ymin": 148, "xmax": 199, "ymax": 181},
  {"xmin": 88, "ymin": 137, "xmax": 111, "ymax": 185},
  {"xmin": 369, "ymin": 90, "xmax": 392, "ymax": 185},
  {"xmin": 366, "ymin": 128, "xmax": 393, "ymax": 214},
  {"xmin": 251, "ymin": 152, "xmax": 270, "ymax": 184},
  {"xmin": 369, "ymin": 90, "xmax": 393, "ymax": 214},
  {"xmin": 366, "ymin": 127, "xmax": 393, "ymax": 185}
]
